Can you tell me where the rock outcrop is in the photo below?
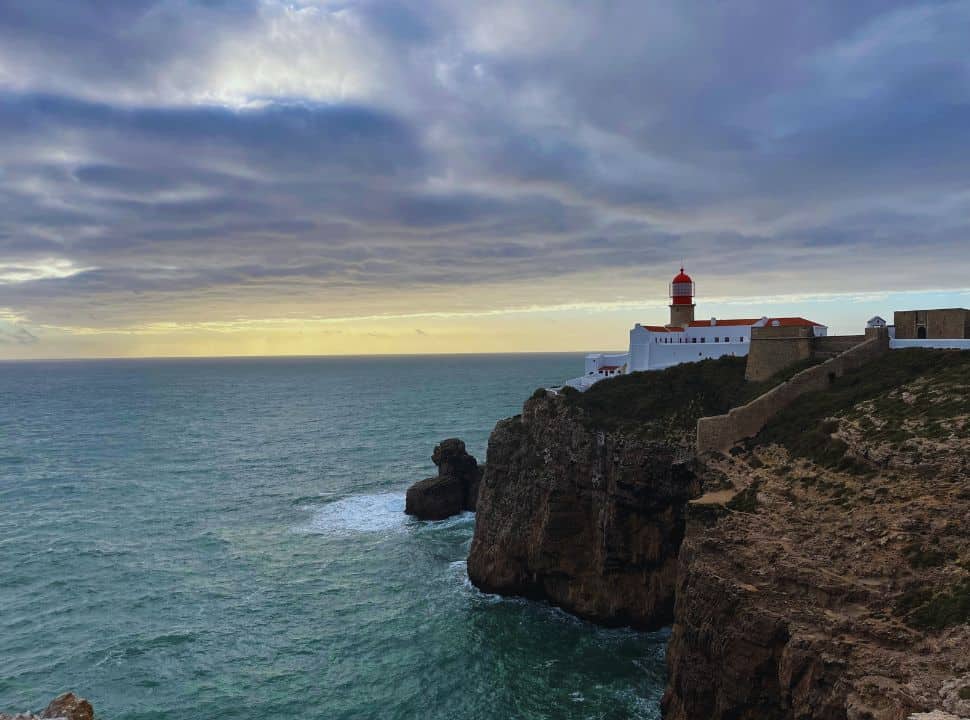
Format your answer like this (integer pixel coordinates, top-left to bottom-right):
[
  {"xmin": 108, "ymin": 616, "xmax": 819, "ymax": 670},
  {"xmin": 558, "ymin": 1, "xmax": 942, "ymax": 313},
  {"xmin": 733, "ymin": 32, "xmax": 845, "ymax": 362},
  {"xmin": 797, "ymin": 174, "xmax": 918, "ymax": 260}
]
[
  {"xmin": 663, "ymin": 349, "xmax": 970, "ymax": 719},
  {"xmin": 466, "ymin": 348, "xmax": 969, "ymax": 719},
  {"xmin": 405, "ymin": 438, "xmax": 483, "ymax": 520},
  {"xmin": 467, "ymin": 393, "xmax": 700, "ymax": 628},
  {"xmin": 0, "ymin": 693, "xmax": 94, "ymax": 720}
]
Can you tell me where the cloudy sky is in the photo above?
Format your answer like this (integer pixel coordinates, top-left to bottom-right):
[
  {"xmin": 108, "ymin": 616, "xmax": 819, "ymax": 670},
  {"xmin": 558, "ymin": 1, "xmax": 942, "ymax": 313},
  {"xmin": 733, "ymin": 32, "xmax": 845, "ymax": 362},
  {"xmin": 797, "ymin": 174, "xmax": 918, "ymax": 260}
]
[{"xmin": 0, "ymin": 0, "xmax": 968, "ymax": 358}]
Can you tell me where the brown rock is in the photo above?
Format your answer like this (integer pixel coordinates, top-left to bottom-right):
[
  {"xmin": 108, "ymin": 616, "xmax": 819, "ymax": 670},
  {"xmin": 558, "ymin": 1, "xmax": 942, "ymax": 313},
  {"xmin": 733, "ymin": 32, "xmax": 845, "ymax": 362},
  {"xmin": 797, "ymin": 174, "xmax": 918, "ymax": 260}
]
[
  {"xmin": 405, "ymin": 474, "xmax": 465, "ymax": 520},
  {"xmin": 0, "ymin": 693, "xmax": 94, "ymax": 720},
  {"xmin": 405, "ymin": 438, "xmax": 482, "ymax": 520},
  {"xmin": 41, "ymin": 694, "xmax": 93, "ymax": 720},
  {"xmin": 663, "ymin": 357, "xmax": 970, "ymax": 720},
  {"xmin": 467, "ymin": 393, "xmax": 700, "ymax": 629}
]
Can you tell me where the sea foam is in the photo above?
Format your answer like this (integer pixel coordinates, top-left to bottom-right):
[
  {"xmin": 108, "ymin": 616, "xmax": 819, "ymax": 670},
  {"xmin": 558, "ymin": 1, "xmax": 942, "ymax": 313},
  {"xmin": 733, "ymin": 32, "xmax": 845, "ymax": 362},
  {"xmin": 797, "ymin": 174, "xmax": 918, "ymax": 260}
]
[{"xmin": 301, "ymin": 492, "xmax": 407, "ymax": 534}]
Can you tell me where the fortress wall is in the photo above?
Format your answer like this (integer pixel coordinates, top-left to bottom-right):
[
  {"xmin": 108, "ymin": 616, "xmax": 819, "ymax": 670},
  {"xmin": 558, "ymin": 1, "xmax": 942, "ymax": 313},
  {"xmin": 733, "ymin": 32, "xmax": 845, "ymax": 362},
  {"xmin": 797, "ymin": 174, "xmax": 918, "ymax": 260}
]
[
  {"xmin": 814, "ymin": 335, "xmax": 865, "ymax": 354},
  {"xmin": 744, "ymin": 326, "xmax": 815, "ymax": 382},
  {"xmin": 697, "ymin": 330, "xmax": 889, "ymax": 454},
  {"xmin": 894, "ymin": 309, "xmax": 970, "ymax": 339}
]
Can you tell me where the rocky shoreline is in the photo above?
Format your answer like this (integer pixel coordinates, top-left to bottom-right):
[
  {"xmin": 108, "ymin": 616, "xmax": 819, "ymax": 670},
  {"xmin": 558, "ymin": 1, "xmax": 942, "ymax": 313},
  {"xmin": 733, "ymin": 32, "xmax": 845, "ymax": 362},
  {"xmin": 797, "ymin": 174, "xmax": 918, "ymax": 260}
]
[
  {"xmin": 466, "ymin": 350, "xmax": 970, "ymax": 719},
  {"xmin": 0, "ymin": 693, "xmax": 93, "ymax": 720}
]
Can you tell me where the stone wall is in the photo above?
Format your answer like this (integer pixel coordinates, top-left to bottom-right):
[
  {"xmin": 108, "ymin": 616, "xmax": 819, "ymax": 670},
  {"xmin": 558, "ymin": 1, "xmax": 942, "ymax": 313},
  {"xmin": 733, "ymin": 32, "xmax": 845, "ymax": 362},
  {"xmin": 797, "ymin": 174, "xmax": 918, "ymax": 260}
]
[
  {"xmin": 813, "ymin": 334, "xmax": 865, "ymax": 355},
  {"xmin": 697, "ymin": 329, "xmax": 889, "ymax": 454},
  {"xmin": 669, "ymin": 303, "xmax": 695, "ymax": 328},
  {"xmin": 894, "ymin": 309, "xmax": 970, "ymax": 339},
  {"xmin": 744, "ymin": 325, "xmax": 815, "ymax": 382}
]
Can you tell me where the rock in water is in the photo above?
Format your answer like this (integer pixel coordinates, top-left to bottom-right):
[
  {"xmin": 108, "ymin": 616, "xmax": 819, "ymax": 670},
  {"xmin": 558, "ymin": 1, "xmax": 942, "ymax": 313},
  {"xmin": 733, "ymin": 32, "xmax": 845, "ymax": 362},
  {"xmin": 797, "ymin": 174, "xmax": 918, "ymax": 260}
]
[
  {"xmin": 405, "ymin": 475, "xmax": 466, "ymax": 520},
  {"xmin": 467, "ymin": 393, "xmax": 700, "ymax": 629},
  {"xmin": 41, "ymin": 694, "xmax": 94, "ymax": 720},
  {"xmin": 405, "ymin": 438, "xmax": 483, "ymax": 520},
  {"xmin": 0, "ymin": 693, "xmax": 94, "ymax": 720}
]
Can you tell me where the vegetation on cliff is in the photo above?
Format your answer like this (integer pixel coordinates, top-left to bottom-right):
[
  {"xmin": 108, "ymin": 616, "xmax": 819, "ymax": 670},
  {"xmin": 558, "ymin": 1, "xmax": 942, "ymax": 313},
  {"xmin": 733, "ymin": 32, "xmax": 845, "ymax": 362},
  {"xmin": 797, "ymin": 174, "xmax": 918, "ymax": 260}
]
[
  {"xmin": 561, "ymin": 356, "xmax": 819, "ymax": 439},
  {"xmin": 665, "ymin": 347, "xmax": 970, "ymax": 720},
  {"xmin": 756, "ymin": 348, "xmax": 970, "ymax": 470}
]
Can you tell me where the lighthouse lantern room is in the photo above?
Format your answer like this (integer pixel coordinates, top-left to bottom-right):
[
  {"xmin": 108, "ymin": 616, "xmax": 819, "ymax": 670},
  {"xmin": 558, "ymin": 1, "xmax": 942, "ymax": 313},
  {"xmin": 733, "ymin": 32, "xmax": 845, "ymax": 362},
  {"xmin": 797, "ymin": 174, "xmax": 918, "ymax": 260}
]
[{"xmin": 668, "ymin": 268, "xmax": 696, "ymax": 327}]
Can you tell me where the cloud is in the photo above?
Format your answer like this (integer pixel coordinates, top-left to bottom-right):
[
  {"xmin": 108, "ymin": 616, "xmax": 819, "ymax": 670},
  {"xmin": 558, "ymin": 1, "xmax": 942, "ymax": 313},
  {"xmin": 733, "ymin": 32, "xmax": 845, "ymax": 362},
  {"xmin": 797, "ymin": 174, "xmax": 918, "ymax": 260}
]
[
  {"xmin": 0, "ymin": 0, "xmax": 967, "ymax": 345},
  {"xmin": 0, "ymin": 320, "xmax": 38, "ymax": 344}
]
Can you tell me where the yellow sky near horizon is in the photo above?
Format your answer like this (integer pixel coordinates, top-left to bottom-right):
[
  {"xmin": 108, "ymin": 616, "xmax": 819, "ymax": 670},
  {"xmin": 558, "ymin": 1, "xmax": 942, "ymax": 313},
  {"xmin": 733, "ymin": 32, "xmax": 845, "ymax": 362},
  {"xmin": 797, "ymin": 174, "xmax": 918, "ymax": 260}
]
[{"xmin": 4, "ymin": 286, "xmax": 968, "ymax": 360}]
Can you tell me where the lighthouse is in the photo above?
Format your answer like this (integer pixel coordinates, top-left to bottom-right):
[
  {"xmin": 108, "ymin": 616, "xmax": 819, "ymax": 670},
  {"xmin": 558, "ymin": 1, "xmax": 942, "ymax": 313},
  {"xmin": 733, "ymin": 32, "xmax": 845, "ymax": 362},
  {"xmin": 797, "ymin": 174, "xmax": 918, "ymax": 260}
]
[
  {"xmin": 668, "ymin": 268, "xmax": 695, "ymax": 328},
  {"xmin": 569, "ymin": 267, "xmax": 827, "ymax": 390}
]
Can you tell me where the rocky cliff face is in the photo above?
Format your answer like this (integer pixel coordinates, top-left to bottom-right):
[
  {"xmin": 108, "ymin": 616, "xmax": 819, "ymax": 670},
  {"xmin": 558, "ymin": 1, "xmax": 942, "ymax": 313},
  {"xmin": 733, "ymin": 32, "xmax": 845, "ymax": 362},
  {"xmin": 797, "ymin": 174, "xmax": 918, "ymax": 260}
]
[
  {"xmin": 467, "ymin": 392, "xmax": 700, "ymax": 629},
  {"xmin": 663, "ymin": 349, "xmax": 970, "ymax": 720},
  {"xmin": 467, "ymin": 350, "xmax": 968, "ymax": 719}
]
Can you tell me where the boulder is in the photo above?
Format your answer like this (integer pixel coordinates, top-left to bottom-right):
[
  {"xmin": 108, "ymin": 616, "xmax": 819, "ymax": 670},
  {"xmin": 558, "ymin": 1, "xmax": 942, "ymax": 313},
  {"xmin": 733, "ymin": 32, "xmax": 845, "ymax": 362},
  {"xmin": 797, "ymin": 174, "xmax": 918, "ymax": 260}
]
[
  {"xmin": 0, "ymin": 693, "xmax": 94, "ymax": 720},
  {"xmin": 42, "ymin": 694, "xmax": 93, "ymax": 720},
  {"xmin": 405, "ymin": 438, "xmax": 482, "ymax": 520},
  {"xmin": 405, "ymin": 475, "xmax": 465, "ymax": 520}
]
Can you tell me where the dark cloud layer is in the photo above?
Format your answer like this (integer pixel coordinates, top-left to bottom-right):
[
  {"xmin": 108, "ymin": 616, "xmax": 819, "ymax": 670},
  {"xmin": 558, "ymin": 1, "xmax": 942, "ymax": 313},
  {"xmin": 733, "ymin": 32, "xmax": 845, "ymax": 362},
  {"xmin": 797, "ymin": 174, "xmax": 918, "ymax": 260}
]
[{"xmin": 0, "ymin": 0, "xmax": 968, "ymax": 331}]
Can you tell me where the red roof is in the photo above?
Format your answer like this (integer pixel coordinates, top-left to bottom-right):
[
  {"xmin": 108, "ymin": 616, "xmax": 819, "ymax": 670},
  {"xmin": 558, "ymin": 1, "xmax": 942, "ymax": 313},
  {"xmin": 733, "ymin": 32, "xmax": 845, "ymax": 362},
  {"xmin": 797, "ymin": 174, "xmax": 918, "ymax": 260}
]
[
  {"xmin": 642, "ymin": 325, "xmax": 685, "ymax": 332},
  {"xmin": 688, "ymin": 318, "xmax": 759, "ymax": 327},
  {"xmin": 672, "ymin": 268, "xmax": 693, "ymax": 284},
  {"xmin": 765, "ymin": 317, "xmax": 825, "ymax": 327},
  {"xmin": 687, "ymin": 317, "xmax": 825, "ymax": 328}
]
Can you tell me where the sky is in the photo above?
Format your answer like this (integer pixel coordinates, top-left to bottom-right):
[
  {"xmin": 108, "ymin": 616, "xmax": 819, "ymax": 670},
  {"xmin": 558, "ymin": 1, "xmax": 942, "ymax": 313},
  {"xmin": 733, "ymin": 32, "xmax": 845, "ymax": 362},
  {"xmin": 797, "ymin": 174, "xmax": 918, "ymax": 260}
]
[{"xmin": 0, "ymin": 0, "xmax": 968, "ymax": 359}]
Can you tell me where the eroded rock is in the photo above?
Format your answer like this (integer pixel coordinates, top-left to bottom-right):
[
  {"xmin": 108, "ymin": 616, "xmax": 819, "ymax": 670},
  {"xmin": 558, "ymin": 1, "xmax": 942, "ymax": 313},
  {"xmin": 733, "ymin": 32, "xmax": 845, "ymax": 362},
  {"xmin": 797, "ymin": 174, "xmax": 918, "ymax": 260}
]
[
  {"xmin": 467, "ymin": 393, "xmax": 700, "ymax": 629},
  {"xmin": 405, "ymin": 438, "xmax": 483, "ymax": 520}
]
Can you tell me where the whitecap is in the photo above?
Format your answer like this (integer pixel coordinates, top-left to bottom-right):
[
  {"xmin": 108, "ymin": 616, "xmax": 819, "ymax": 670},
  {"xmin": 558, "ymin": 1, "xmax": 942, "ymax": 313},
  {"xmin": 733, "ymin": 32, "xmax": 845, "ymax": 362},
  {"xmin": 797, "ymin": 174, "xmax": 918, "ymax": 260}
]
[
  {"xmin": 300, "ymin": 492, "xmax": 407, "ymax": 534},
  {"xmin": 448, "ymin": 560, "xmax": 527, "ymax": 606}
]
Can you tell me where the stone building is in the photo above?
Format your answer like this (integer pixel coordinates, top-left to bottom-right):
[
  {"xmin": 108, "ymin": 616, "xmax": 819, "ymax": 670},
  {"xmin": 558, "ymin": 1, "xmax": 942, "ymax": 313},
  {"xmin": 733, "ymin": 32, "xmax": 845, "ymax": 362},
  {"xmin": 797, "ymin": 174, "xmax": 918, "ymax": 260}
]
[{"xmin": 893, "ymin": 309, "xmax": 970, "ymax": 340}]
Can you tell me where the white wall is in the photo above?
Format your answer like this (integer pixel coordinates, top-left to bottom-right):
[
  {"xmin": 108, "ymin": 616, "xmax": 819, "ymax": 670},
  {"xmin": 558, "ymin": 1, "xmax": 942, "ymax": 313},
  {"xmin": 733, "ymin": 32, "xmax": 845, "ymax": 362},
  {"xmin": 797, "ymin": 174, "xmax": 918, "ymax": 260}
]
[
  {"xmin": 682, "ymin": 325, "xmax": 753, "ymax": 343},
  {"xmin": 629, "ymin": 323, "xmax": 749, "ymax": 371},
  {"xmin": 646, "ymin": 341, "xmax": 748, "ymax": 370},
  {"xmin": 585, "ymin": 352, "xmax": 630, "ymax": 374}
]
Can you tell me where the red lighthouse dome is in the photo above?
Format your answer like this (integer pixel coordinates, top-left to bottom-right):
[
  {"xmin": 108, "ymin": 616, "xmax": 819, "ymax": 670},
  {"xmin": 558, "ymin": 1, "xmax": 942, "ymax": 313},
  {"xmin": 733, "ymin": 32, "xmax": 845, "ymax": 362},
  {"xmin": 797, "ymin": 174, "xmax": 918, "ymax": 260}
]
[{"xmin": 670, "ymin": 268, "xmax": 694, "ymax": 306}]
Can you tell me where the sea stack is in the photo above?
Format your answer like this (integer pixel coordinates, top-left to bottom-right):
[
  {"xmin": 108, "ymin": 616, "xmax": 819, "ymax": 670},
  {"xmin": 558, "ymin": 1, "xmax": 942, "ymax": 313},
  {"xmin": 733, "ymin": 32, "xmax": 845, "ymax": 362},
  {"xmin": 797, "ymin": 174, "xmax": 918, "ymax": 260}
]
[{"xmin": 405, "ymin": 438, "xmax": 483, "ymax": 520}]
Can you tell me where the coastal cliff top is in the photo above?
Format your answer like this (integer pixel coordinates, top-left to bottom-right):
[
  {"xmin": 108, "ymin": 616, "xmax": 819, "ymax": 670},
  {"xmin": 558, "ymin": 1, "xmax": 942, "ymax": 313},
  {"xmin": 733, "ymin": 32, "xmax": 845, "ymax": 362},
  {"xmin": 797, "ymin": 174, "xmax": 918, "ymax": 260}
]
[
  {"xmin": 558, "ymin": 355, "xmax": 819, "ymax": 440},
  {"xmin": 683, "ymin": 348, "xmax": 970, "ymax": 717}
]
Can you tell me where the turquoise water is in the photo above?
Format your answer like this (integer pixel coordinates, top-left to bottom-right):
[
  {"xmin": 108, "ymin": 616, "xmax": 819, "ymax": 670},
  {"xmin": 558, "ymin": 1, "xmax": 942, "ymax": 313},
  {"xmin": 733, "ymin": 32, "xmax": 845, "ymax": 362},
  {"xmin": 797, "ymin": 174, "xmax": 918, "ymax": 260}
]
[{"xmin": 0, "ymin": 355, "xmax": 666, "ymax": 719}]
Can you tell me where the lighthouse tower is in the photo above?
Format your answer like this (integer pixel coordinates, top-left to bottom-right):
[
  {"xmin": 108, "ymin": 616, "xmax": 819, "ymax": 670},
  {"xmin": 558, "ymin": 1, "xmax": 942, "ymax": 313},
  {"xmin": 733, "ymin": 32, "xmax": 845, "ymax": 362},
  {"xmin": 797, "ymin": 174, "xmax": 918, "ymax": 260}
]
[{"xmin": 668, "ymin": 268, "xmax": 695, "ymax": 328}]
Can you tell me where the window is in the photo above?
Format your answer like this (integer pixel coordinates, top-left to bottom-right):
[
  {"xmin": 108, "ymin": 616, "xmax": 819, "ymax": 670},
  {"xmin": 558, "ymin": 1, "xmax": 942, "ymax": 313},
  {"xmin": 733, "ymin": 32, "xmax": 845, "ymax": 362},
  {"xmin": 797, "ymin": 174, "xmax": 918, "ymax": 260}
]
[
  {"xmin": 691, "ymin": 338, "xmax": 697, "ymax": 343},
  {"xmin": 701, "ymin": 337, "xmax": 705, "ymax": 343}
]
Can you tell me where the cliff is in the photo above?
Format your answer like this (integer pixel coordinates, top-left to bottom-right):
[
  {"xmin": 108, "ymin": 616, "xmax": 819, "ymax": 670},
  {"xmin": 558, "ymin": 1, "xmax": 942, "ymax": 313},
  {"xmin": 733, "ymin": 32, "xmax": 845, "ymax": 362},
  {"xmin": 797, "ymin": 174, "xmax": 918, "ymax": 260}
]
[
  {"xmin": 467, "ymin": 357, "xmax": 754, "ymax": 628},
  {"xmin": 468, "ymin": 349, "xmax": 969, "ymax": 719},
  {"xmin": 664, "ymin": 349, "xmax": 970, "ymax": 719}
]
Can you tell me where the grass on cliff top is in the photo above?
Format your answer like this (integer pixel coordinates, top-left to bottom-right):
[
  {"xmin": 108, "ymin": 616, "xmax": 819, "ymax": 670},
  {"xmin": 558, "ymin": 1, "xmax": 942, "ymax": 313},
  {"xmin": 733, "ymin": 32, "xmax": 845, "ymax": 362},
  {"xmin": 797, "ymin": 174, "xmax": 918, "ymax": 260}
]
[
  {"xmin": 896, "ymin": 578, "xmax": 970, "ymax": 631},
  {"xmin": 756, "ymin": 349, "xmax": 970, "ymax": 469},
  {"xmin": 562, "ymin": 356, "xmax": 814, "ymax": 437}
]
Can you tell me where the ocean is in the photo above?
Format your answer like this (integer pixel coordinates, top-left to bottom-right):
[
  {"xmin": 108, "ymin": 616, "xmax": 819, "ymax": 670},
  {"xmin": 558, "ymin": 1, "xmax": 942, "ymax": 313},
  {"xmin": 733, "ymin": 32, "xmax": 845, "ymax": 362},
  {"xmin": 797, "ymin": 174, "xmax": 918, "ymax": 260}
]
[{"xmin": 0, "ymin": 355, "xmax": 667, "ymax": 719}]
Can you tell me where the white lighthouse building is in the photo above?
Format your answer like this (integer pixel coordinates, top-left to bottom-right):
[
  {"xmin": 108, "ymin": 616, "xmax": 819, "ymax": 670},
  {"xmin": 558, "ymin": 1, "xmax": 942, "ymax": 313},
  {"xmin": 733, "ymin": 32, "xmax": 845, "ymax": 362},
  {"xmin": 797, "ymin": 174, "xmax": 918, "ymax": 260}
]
[{"xmin": 565, "ymin": 268, "xmax": 827, "ymax": 390}]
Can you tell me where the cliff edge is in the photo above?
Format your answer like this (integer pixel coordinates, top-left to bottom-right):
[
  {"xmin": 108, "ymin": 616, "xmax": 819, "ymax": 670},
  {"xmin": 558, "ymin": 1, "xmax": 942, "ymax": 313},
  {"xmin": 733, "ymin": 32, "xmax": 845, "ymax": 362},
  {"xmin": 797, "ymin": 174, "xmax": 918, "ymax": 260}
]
[
  {"xmin": 467, "ymin": 357, "xmax": 757, "ymax": 628},
  {"xmin": 468, "ymin": 348, "xmax": 968, "ymax": 719},
  {"xmin": 664, "ymin": 349, "xmax": 970, "ymax": 719}
]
